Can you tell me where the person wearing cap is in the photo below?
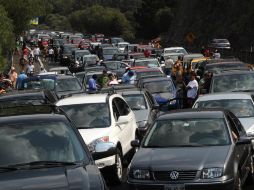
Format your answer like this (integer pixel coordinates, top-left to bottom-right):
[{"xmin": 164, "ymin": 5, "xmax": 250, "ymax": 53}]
[{"xmin": 8, "ymin": 67, "xmax": 18, "ymax": 88}]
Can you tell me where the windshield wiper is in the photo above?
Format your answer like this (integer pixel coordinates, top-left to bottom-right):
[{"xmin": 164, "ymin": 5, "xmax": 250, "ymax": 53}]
[
  {"xmin": 5, "ymin": 161, "xmax": 78, "ymax": 169},
  {"xmin": 0, "ymin": 166, "xmax": 18, "ymax": 173}
]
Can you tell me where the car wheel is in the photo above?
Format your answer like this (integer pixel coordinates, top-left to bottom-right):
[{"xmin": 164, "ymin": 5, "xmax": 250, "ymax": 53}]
[
  {"xmin": 107, "ymin": 148, "xmax": 123, "ymax": 185},
  {"xmin": 234, "ymin": 172, "xmax": 242, "ymax": 190}
]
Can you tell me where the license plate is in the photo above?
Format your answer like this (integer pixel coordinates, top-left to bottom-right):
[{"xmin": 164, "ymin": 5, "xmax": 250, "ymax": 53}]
[{"xmin": 164, "ymin": 184, "xmax": 185, "ymax": 190}]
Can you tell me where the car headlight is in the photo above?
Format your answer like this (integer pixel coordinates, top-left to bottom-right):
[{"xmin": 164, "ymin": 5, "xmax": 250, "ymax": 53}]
[
  {"xmin": 137, "ymin": 121, "xmax": 147, "ymax": 128},
  {"xmin": 63, "ymin": 56, "xmax": 68, "ymax": 59},
  {"xmin": 132, "ymin": 169, "xmax": 150, "ymax": 180},
  {"xmin": 87, "ymin": 136, "xmax": 109, "ymax": 153},
  {"xmin": 201, "ymin": 168, "xmax": 223, "ymax": 179}
]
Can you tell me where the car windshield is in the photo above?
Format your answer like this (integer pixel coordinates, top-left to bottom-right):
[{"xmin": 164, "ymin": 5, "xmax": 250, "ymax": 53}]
[
  {"xmin": 122, "ymin": 94, "xmax": 147, "ymax": 110},
  {"xmin": 165, "ymin": 49, "xmax": 187, "ymax": 55},
  {"xmin": 0, "ymin": 121, "xmax": 87, "ymax": 166},
  {"xmin": 118, "ymin": 44, "xmax": 128, "ymax": 48},
  {"xmin": 195, "ymin": 99, "xmax": 254, "ymax": 118},
  {"xmin": 135, "ymin": 60, "xmax": 159, "ymax": 68},
  {"xmin": 144, "ymin": 80, "xmax": 174, "ymax": 93},
  {"xmin": 64, "ymin": 46, "xmax": 76, "ymax": 54},
  {"xmin": 76, "ymin": 51, "xmax": 90, "ymax": 57},
  {"xmin": 61, "ymin": 103, "xmax": 111, "ymax": 129},
  {"xmin": 103, "ymin": 49, "xmax": 118, "ymax": 55},
  {"xmin": 24, "ymin": 79, "xmax": 55, "ymax": 90},
  {"xmin": 212, "ymin": 73, "xmax": 254, "ymax": 92},
  {"xmin": 144, "ymin": 118, "xmax": 230, "ymax": 147},
  {"xmin": 56, "ymin": 78, "xmax": 82, "ymax": 92}
]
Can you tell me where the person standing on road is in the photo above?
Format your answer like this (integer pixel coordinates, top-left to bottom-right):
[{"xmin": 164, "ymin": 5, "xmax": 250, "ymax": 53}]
[
  {"xmin": 88, "ymin": 74, "xmax": 99, "ymax": 92},
  {"xmin": 48, "ymin": 47, "xmax": 54, "ymax": 62},
  {"xmin": 16, "ymin": 71, "xmax": 28, "ymax": 90},
  {"xmin": 98, "ymin": 70, "xmax": 110, "ymax": 88},
  {"xmin": 34, "ymin": 46, "xmax": 40, "ymax": 61},
  {"xmin": 26, "ymin": 62, "xmax": 35, "ymax": 77},
  {"xmin": 184, "ymin": 71, "xmax": 198, "ymax": 108},
  {"xmin": 122, "ymin": 70, "xmax": 134, "ymax": 84},
  {"xmin": 8, "ymin": 67, "xmax": 18, "ymax": 88},
  {"xmin": 164, "ymin": 56, "xmax": 174, "ymax": 76}
]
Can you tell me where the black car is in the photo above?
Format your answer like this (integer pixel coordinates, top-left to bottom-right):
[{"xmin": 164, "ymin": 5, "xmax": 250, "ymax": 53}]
[
  {"xmin": 60, "ymin": 44, "xmax": 78, "ymax": 66},
  {"xmin": 128, "ymin": 109, "xmax": 254, "ymax": 190},
  {"xmin": 0, "ymin": 106, "xmax": 115, "ymax": 190}
]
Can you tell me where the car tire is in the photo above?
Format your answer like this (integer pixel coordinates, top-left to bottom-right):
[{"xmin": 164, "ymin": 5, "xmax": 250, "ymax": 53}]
[
  {"xmin": 234, "ymin": 172, "xmax": 242, "ymax": 190},
  {"xmin": 107, "ymin": 148, "xmax": 123, "ymax": 185}
]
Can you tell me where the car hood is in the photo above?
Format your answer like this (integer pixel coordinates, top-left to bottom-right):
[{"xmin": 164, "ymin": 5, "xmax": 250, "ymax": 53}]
[
  {"xmin": 132, "ymin": 146, "xmax": 230, "ymax": 170},
  {"xmin": 239, "ymin": 117, "xmax": 254, "ymax": 132},
  {"xmin": 79, "ymin": 128, "xmax": 112, "ymax": 144},
  {"xmin": 0, "ymin": 165, "xmax": 102, "ymax": 190},
  {"xmin": 133, "ymin": 109, "xmax": 149, "ymax": 122},
  {"xmin": 152, "ymin": 92, "xmax": 174, "ymax": 104}
]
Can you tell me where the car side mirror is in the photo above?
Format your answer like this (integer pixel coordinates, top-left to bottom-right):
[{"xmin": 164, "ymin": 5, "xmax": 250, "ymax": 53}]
[
  {"xmin": 92, "ymin": 142, "xmax": 116, "ymax": 160},
  {"xmin": 131, "ymin": 140, "xmax": 140, "ymax": 148},
  {"xmin": 236, "ymin": 137, "xmax": 251, "ymax": 145},
  {"xmin": 116, "ymin": 115, "xmax": 129, "ymax": 125}
]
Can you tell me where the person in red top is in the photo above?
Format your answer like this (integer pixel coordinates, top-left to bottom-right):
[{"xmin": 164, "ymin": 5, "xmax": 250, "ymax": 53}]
[
  {"xmin": 144, "ymin": 49, "xmax": 151, "ymax": 58},
  {"xmin": 22, "ymin": 46, "xmax": 30, "ymax": 61}
]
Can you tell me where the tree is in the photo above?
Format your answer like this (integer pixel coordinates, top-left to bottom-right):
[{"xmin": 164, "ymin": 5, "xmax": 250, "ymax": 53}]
[
  {"xmin": 0, "ymin": 5, "xmax": 14, "ymax": 72},
  {"xmin": 154, "ymin": 7, "xmax": 173, "ymax": 34},
  {"xmin": 0, "ymin": 0, "xmax": 47, "ymax": 35},
  {"xmin": 69, "ymin": 5, "xmax": 135, "ymax": 40}
]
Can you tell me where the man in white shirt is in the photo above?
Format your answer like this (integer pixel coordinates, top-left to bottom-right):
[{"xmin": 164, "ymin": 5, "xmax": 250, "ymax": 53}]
[
  {"xmin": 185, "ymin": 71, "xmax": 198, "ymax": 108},
  {"xmin": 34, "ymin": 46, "xmax": 40, "ymax": 61},
  {"xmin": 48, "ymin": 47, "xmax": 54, "ymax": 62},
  {"xmin": 164, "ymin": 56, "xmax": 174, "ymax": 76}
]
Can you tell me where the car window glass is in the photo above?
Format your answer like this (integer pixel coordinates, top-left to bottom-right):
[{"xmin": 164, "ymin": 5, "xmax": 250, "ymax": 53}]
[
  {"xmin": 144, "ymin": 118, "xmax": 230, "ymax": 147},
  {"xmin": 61, "ymin": 103, "xmax": 111, "ymax": 129},
  {"xmin": 226, "ymin": 115, "xmax": 240, "ymax": 141},
  {"xmin": 0, "ymin": 121, "xmax": 88, "ymax": 166},
  {"xmin": 112, "ymin": 101, "xmax": 120, "ymax": 121},
  {"xmin": 114, "ymin": 97, "xmax": 130, "ymax": 116},
  {"xmin": 106, "ymin": 62, "xmax": 118, "ymax": 70}
]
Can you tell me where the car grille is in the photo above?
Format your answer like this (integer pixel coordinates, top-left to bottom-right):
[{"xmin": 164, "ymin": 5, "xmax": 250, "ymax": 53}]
[{"xmin": 153, "ymin": 170, "xmax": 197, "ymax": 181}]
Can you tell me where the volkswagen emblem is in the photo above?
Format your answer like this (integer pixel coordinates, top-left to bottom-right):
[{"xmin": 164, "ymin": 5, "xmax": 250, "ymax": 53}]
[{"xmin": 170, "ymin": 171, "xmax": 179, "ymax": 180}]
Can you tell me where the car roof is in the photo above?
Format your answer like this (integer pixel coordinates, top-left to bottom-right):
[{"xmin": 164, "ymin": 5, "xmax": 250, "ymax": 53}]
[
  {"xmin": 158, "ymin": 109, "xmax": 226, "ymax": 120},
  {"xmin": 196, "ymin": 92, "xmax": 252, "ymax": 101},
  {"xmin": 56, "ymin": 93, "xmax": 109, "ymax": 106},
  {"xmin": 164, "ymin": 47, "xmax": 185, "ymax": 50},
  {"xmin": 213, "ymin": 70, "xmax": 254, "ymax": 76},
  {"xmin": 0, "ymin": 90, "xmax": 53, "ymax": 101},
  {"xmin": 0, "ymin": 113, "xmax": 67, "ymax": 124},
  {"xmin": 140, "ymin": 76, "xmax": 171, "ymax": 83},
  {"xmin": 134, "ymin": 68, "xmax": 162, "ymax": 73}
]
